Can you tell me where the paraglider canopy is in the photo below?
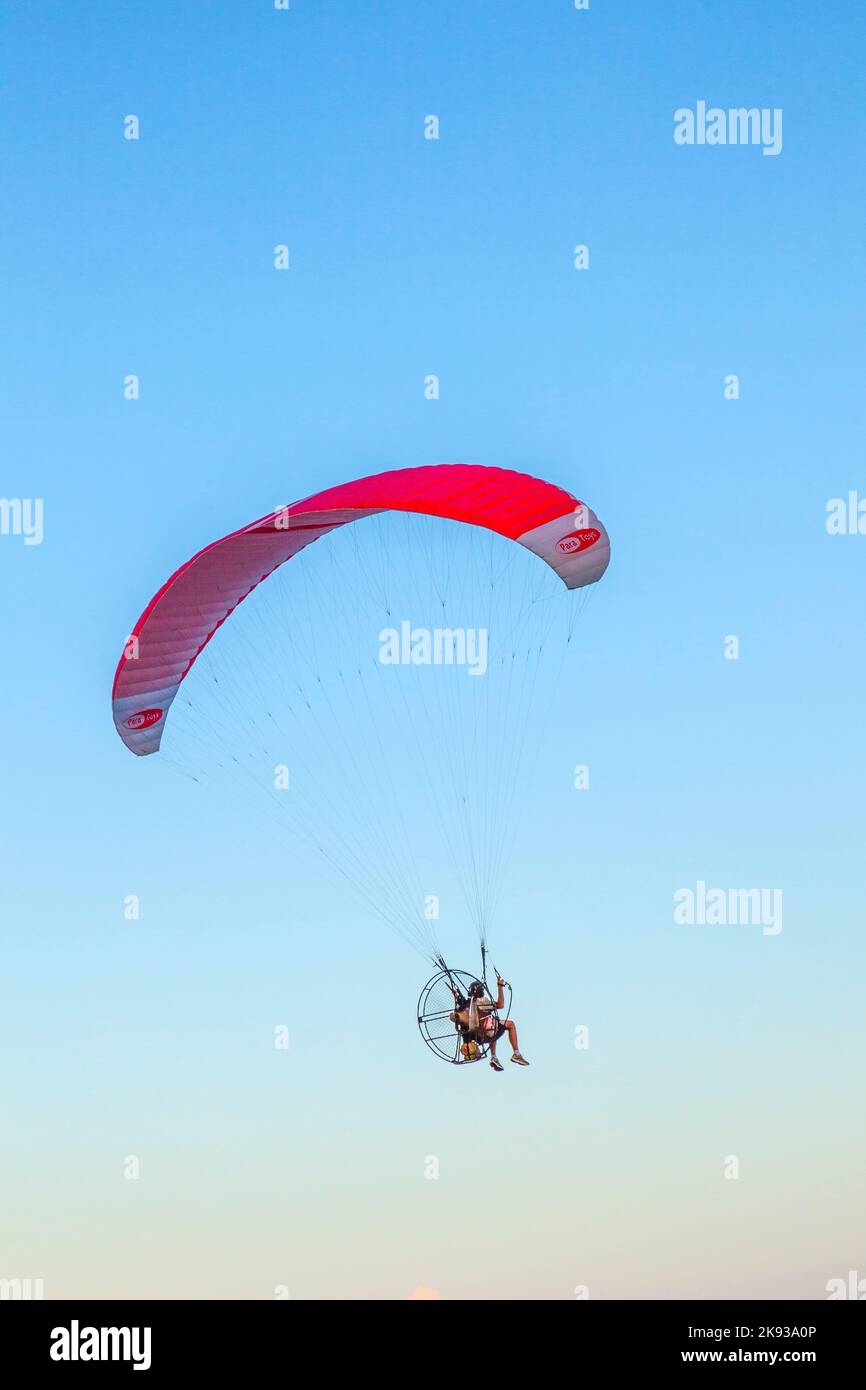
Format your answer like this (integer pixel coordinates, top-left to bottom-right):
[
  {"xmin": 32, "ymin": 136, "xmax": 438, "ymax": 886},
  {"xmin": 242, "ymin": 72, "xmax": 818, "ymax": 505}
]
[
  {"xmin": 112, "ymin": 462, "xmax": 611, "ymax": 969},
  {"xmin": 112, "ymin": 463, "xmax": 610, "ymax": 756}
]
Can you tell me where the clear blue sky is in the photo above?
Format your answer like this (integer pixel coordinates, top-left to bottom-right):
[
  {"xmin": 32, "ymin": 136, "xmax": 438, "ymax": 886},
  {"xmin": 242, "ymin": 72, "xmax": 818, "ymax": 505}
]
[{"xmin": 1, "ymin": 1, "xmax": 864, "ymax": 1299}]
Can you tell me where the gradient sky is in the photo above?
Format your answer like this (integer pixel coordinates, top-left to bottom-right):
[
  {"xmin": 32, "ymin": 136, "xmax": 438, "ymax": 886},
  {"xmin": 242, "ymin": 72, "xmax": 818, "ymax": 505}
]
[{"xmin": 1, "ymin": 1, "xmax": 864, "ymax": 1300}]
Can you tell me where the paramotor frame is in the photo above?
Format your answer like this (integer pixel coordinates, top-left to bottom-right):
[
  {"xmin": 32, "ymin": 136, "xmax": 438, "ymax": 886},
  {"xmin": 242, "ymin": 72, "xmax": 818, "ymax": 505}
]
[{"xmin": 417, "ymin": 967, "xmax": 513, "ymax": 1065}]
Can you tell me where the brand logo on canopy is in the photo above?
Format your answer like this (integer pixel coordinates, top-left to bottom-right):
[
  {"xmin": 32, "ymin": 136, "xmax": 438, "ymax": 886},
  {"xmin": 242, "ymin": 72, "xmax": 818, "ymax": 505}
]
[
  {"xmin": 556, "ymin": 527, "xmax": 601, "ymax": 555},
  {"xmin": 123, "ymin": 708, "xmax": 164, "ymax": 731}
]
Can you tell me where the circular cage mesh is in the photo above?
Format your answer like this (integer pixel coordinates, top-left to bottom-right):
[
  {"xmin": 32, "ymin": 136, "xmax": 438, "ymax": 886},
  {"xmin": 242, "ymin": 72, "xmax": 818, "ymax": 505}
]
[{"xmin": 417, "ymin": 969, "xmax": 512, "ymax": 1065}]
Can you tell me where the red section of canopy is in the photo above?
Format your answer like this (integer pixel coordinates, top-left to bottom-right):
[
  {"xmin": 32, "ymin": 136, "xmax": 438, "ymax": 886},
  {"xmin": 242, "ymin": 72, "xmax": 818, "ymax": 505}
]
[
  {"xmin": 282, "ymin": 465, "xmax": 577, "ymax": 540},
  {"xmin": 111, "ymin": 464, "xmax": 591, "ymax": 754}
]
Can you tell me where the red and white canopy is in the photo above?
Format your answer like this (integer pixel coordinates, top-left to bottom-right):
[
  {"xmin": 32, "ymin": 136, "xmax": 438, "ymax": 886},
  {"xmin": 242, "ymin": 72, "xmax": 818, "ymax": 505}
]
[{"xmin": 112, "ymin": 463, "xmax": 610, "ymax": 755}]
